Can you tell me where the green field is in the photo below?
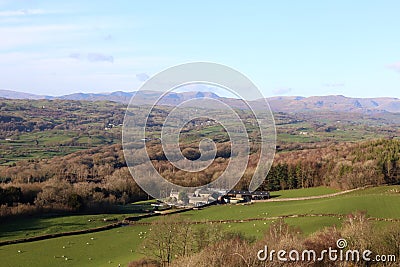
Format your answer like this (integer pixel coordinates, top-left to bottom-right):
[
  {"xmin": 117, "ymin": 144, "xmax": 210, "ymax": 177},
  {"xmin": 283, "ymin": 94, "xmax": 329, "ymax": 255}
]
[
  {"xmin": 1, "ymin": 185, "xmax": 399, "ymax": 267},
  {"xmin": 177, "ymin": 186, "xmax": 400, "ymax": 222},
  {"xmin": 0, "ymin": 99, "xmax": 125, "ymax": 165},
  {"xmin": 0, "ymin": 129, "xmax": 119, "ymax": 165},
  {"xmin": 0, "ymin": 214, "xmax": 127, "ymax": 242},
  {"xmin": 0, "ymin": 202, "xmax": 157, "ymax": 242},
  {"xmin": 269, "ymin": 186, "xmax": 339, "ymax": 198},
  {"xmin": 0, "ymin": 225, "xmax": 148, "ymax": 267}
]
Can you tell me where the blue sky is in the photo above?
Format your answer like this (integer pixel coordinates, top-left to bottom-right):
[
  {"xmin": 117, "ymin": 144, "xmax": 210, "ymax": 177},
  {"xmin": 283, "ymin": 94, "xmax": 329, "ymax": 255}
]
[{"xmin": 1, "ymin": 1, "xmax": 400, "ymax": 98}]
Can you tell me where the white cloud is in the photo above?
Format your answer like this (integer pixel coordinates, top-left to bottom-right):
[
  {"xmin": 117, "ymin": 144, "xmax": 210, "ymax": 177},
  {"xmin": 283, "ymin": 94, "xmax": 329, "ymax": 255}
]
[
  {"xmin": 69, "ymin": 52, "xmax": 114, "ymax": 63},
  {"xmin": 0, "ymin": 9, "xmax": 47, "ymax": 17}
]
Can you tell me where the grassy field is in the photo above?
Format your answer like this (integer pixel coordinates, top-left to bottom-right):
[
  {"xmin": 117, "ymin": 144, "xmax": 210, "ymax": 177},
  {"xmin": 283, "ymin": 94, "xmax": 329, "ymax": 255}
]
[
  {"xmin": 1, "ymin": 185, "xmax": 399, "ymax": 267},
  {"xmin": 269, "ymin": 186, "xmax": 339, "ymax": 198},
  {"xmin": 0, "ymin": 202, "xmax": 156, "ymax": 242},
  {"xmin": 0, "ymin": 217, "xmax": 344, "ymax": 267},
  {"xmin": 175, "ymin": 186, "xmax": 400, "ymax": 222},
  {"xmin": 0, "ymin": 129, "xmax": 119, "ymax": 165},
  {"xmin": 0, "ymin": 214, "xmax": 128, "ymax": 242},
  {"xmin": 0, "ymin": 225, "xmax": 148, "ymax": 267}
]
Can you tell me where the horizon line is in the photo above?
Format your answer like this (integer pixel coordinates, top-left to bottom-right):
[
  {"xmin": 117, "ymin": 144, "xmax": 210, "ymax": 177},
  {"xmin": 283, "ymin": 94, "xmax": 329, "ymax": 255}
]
[{"xmin": 1, "ymin": 88, "xmax": 399, "ymax": 100}]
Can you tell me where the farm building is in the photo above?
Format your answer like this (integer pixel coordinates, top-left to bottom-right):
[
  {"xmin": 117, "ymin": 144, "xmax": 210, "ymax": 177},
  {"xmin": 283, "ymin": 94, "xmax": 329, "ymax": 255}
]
[
  {"xmin": 167, "ymin": 188, "xmax": 270, "ymax": 207},
  {"xmin": 219, "ymin": 190, "xmax": 270, "ymax": 203}
]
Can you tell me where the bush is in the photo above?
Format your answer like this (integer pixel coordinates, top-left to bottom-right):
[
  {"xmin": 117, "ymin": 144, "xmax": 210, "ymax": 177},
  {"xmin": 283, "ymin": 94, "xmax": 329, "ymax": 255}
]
[{"xmin": 181, "ymin": 147, "xmax": 201, "ymax": 161}]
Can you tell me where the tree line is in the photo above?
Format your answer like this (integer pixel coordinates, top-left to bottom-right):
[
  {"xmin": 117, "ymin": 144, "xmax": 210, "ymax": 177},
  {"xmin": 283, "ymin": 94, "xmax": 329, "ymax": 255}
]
[{"xmin": 259, "ymin": 139, "xmax": 399, "ymax": 191}]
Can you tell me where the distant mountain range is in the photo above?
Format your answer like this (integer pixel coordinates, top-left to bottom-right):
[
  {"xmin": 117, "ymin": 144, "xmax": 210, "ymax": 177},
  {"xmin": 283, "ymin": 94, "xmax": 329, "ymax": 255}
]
[
  {"xmin": 1, "ymin": 89, "xmax": 400, "ymax": 114},
  {"xmin": 266, "ymin": 95, "xmax": 400, "ymax": 114}
]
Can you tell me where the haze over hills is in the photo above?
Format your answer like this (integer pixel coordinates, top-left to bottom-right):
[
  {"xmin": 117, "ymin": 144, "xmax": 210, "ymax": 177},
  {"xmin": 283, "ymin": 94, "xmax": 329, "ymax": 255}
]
[
  {"xmin": 0, "ymin": 89, "xmax": 48, "ymax": 100},
  {"xmin": 1, "ymin": 89, "xmax": 400, "ymax": 114}
]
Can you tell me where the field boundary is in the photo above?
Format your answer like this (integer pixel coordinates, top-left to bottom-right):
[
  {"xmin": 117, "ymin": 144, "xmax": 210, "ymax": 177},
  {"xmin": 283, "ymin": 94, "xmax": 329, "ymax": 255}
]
[
  {"xmin": 126, "ymin": 213, "xmax": 400, "ymax": 226},
  {"xmin": 0, "ymin": 221, "xmax": 125, "ymax": 247}
]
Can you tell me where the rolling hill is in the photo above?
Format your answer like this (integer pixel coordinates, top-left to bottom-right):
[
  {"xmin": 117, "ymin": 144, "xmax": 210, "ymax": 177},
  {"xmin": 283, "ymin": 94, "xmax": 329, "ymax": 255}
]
[{"xmin": 1, "ymin": 89, "xmax": 400, "ymax": 114}]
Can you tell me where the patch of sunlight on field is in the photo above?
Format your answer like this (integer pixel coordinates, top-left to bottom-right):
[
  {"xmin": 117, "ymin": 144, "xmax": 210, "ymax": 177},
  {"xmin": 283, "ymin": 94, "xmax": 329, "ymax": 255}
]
[
  {"xmin": 269, "ymin": 186, "xmax": 340, "ymax": 199},
  {"xmin": 0, "ymin": 225, "xmax": 150, "ymax": 267}
]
